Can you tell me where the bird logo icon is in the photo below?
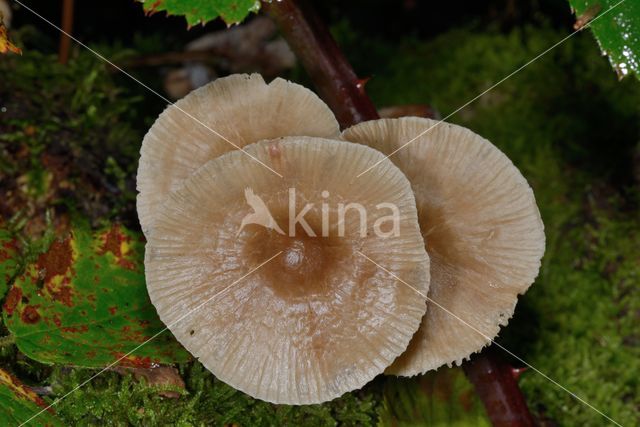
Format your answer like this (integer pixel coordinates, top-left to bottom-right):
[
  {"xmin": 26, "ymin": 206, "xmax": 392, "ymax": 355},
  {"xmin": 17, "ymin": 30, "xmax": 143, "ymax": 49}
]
[{"xmin": 236, "ymin": 188, "xmax": 286, "ymax": 236}]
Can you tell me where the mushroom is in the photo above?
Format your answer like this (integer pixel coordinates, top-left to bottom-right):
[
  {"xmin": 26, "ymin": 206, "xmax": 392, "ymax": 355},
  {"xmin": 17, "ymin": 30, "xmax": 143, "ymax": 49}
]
[
  {"xmin": 144, "ymin": 137, "xmax": 430, "ymax": 404},
  {"xmin": 341, "ymin": 117, "xmax": 545, "ymax": 376},
  {"xmin": 137, "ymin": 73, "xmax": 340, "ymax": 237}
]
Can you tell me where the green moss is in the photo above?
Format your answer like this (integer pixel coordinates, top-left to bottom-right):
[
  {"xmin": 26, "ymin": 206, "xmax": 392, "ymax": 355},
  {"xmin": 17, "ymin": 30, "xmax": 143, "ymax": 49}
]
[
  {"xmin": 379, "ymin": 370, "xmax": 491, "ymax": 426},
  {"xmin": 50, "ymin": 363, "xmax": 380, "ymax": 426},
  {"xmin": 516, "ymin": 196, "xmax": 640, "ymax": 424},
  {"xmin": 343, "ymin": 23, "xmax": 640, "ymax": 425},
  {"xmin": 0, "ymin": 42, "xmax": 143, "ymax": 224}
]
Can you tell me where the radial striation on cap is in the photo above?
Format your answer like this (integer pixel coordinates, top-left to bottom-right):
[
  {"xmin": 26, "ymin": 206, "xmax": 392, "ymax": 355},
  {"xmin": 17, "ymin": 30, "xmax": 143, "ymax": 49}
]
[
  {"xmin": 137, "ymin": 73, "xmax": 340, "ymax": 236},
  {"xmin": 144, "ymin": 137, "xmax": 430, "ymax": 403},
  {"xmin": 342, "ymin": 117, "xmax": 545, "ymax": 376}
]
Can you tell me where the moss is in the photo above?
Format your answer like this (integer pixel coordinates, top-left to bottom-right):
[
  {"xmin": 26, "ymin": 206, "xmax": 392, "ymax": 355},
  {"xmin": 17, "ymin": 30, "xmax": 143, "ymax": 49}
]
[
  {"xmin": 0, "ymin": 37, "xmax": 143, "ymax": 226},
  {"xmin": 517, "ymin": 199, "xmax": 640, "ymax": 425},
  {"xmin": 49, "ymin": 363, "xmax": 380, "ymax": 426},
  {"xmin": 341, "ymin": 23, "xmax": 640, "ymax": 425}
]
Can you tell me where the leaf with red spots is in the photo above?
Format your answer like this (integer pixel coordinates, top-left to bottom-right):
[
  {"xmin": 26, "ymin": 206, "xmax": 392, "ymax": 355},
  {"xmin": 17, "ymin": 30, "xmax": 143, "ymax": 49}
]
[
  {"xmin": 0, "ymin": 227, "xmax": 20, "ymax": 300},
  {"xmin": 138, "ymin": 0, "xmax": 260, "ymax": 27},
  {"xmin": 2, "ymin": 224, "xmax": 190, "ymax": 367},
  {"xmin": 0, "ymin": 368, "xmax": 62, "ymax": 425}
]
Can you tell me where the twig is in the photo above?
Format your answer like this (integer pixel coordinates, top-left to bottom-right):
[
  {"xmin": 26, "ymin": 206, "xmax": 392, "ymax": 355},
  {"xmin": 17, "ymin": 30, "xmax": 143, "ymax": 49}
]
[
  {"xmin": 263, "ymin": 0, "xmax": 379, "ymax": 128},
  {"xmin": 463, "ymin": 348, "xmax": 536, "ymax": 426},
  {"xmin": 264, "ymin": 0, "xmax": 536, "ymax": 424},
  {"xmin": 58, "ymin": 0, "xmax": 74, "ymax": 64}
]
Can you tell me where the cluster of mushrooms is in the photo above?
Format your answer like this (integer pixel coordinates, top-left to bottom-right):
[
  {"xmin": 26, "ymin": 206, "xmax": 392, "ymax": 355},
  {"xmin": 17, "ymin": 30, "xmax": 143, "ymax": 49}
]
[{"xmin": 137, "ymin": 74, "xmax": 545, "ymax": 405}]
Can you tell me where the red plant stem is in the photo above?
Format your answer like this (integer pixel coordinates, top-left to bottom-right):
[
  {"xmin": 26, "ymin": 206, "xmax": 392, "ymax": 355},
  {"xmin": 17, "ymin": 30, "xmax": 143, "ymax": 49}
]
[
  {"xmin": 58, "ymin": 0, "xmax": 74, "ymax": 64},
  {"xmin": 463, "ymin": 348, "xmax": 536, "ymax": 426},
  {"xmin": 265, "ymin": 1, "xmax": 536, "ymax": 425},
  {"xmin": 263, "ymin": 0, "xmax": 379, "ymax": 128}
]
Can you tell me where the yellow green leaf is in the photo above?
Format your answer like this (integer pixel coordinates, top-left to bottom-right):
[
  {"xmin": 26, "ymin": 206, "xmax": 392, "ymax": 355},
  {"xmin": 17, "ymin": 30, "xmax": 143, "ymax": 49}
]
[
  {"xmin": 3, "ymin": 224, "xmax": 190, "ymax": 368},
  {"xmin": 0, "ymin": 368, "xmax": 62, "ymax": 426}
]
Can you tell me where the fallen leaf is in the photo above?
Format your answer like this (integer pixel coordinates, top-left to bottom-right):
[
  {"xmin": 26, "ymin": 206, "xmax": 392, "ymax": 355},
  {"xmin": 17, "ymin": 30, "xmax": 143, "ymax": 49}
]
[
  {"xmin": 112, "ymin": 365, "xmax": 185, "ymax": 399},
  {"xmin": 3, "ymin": 224, "xmax": 191, "ymax": 368},
  {"xmin": 0, "ymin": 368, "xmax": 62, "ymax": 425}
]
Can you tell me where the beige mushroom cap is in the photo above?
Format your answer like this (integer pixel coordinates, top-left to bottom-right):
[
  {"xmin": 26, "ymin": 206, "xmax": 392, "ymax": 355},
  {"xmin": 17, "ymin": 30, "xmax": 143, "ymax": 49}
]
[
  {"xmin": 137, "ymin": 73, "xmax": 340, "ymax": 237},
  {"xmin": 144, "ymin": 137, "xmax": 430, "ymax": 404},
  {"xmin": 341, "ymin": 117, "xmax": 545, "ymax": 376}
]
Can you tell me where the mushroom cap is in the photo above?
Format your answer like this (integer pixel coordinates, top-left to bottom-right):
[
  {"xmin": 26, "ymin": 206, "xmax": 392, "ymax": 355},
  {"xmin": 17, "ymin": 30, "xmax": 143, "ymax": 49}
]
[
  {"xmin": 137, "ymin": 73, "xmax": 340, "ymax": 237},
  {"xmin": 144, "ymin": 136, "xmax": 430, "ymax": 404},
  {"xmin": 341, "ymin": 117, "xmax": 545, "ymax": 376}
]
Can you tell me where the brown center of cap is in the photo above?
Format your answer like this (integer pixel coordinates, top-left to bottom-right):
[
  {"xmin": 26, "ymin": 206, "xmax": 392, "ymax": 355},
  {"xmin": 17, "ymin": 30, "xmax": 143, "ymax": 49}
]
[{"xmin": 242, "ymin": 219, "xmax": 357, "ymax": 299}]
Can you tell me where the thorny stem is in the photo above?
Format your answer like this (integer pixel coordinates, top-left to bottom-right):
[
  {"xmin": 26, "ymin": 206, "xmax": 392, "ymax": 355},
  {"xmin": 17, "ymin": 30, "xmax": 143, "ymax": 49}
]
[
  {"xmin": 265, "ymin": 0, "xmax": 537, "ymax": 424},
  {"xmin": 464, "ymin": 348, "xmax": 536, "ymax": 426},
  {"xmin": 263, "ymin": 0, "xmax": 379, "ymax": 128}
]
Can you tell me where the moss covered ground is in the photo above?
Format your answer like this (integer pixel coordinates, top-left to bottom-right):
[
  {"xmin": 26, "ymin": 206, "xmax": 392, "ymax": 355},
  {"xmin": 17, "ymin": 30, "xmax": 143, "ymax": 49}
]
[
  {"xmin": 1, "ymin": 19, "xmax": 639, "ymax": 426},
  {"xmin": 354, "ymin": 24, "xmax": 640, "ymax": 425}
]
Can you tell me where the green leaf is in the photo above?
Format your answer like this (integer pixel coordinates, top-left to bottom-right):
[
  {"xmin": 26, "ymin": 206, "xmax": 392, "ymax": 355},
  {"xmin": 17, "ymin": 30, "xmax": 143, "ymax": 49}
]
[
  {"xmin": 569, "ymin": 0, "xmax": 640, "ymax": 78},
  {"xmin": 139, "ymin": 0, "xmax": 261, "ymax": 27},
  {"xmin": 0, "ymin": 227, "xmax": 19, "ymax": 300},
  {"xmin": 3, "ymin": 224, "xmax": 190, "ymax": 368},
  {"xmin": 0, "ymin": 368, "xmax": 63, "ymax": 426},
  {"xmin": 377, "ymin": 368, "xmax": 491, "ymax": 426}
]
